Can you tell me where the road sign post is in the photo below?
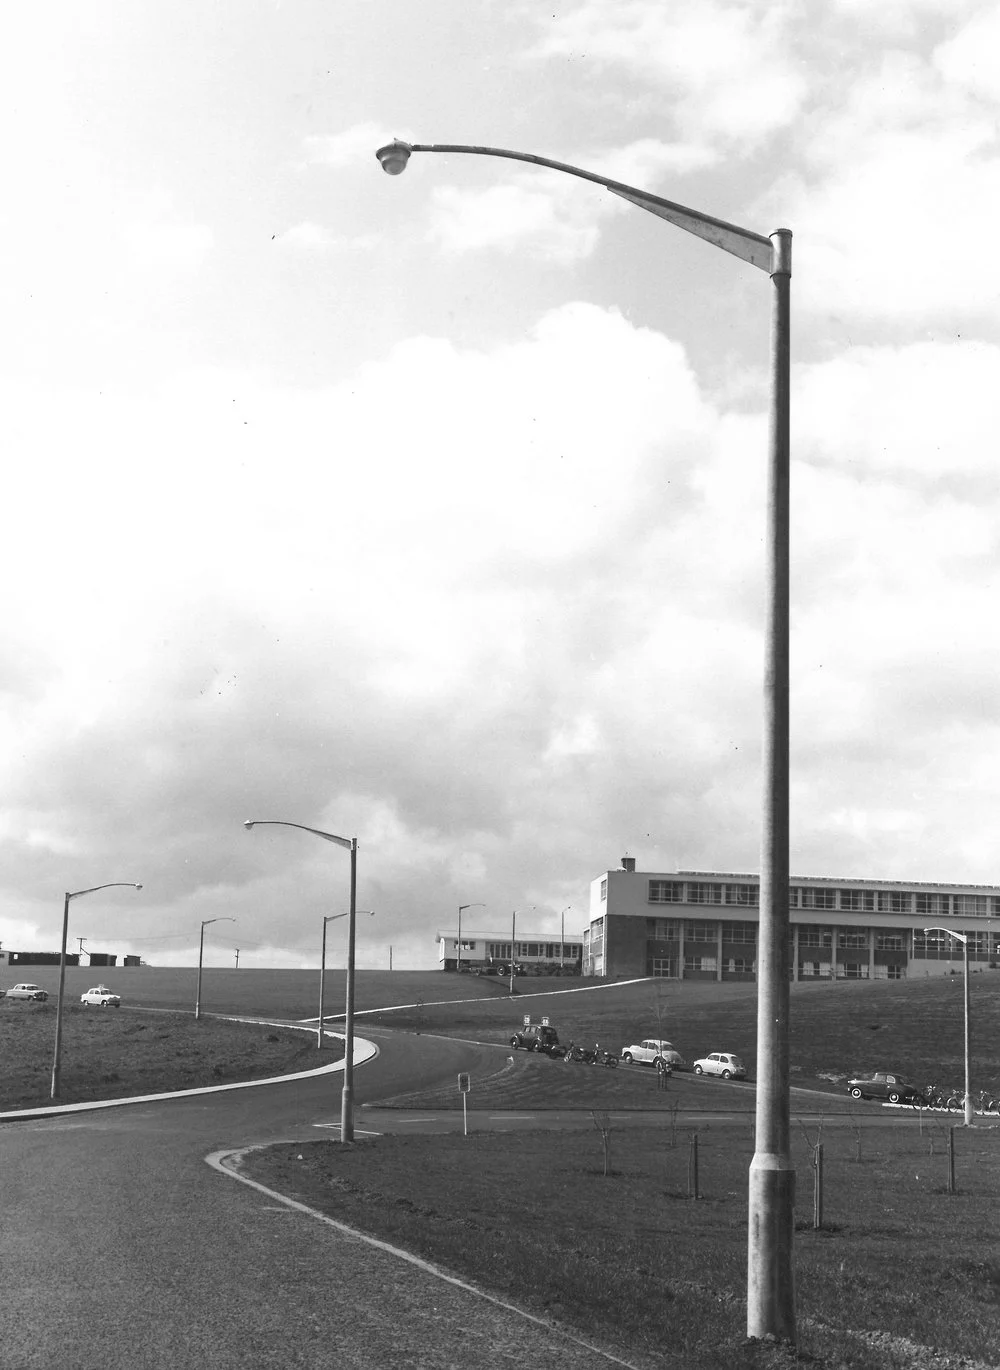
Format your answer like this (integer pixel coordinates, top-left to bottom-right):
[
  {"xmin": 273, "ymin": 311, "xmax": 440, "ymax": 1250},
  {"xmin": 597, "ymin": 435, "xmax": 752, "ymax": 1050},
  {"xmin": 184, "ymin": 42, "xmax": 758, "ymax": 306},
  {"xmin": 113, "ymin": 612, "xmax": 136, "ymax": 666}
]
[{"xmin": 458, "ymin": 1072, "xmax": 471, "ymax": 1136}]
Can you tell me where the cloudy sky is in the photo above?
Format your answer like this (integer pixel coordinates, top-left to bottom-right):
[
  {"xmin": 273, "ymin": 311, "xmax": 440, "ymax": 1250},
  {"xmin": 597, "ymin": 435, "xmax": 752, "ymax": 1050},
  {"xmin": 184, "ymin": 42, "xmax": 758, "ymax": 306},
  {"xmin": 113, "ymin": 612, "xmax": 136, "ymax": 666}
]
[{"xmin": 2, "ymin": 1, "xmax": 999, "ymax": 970}]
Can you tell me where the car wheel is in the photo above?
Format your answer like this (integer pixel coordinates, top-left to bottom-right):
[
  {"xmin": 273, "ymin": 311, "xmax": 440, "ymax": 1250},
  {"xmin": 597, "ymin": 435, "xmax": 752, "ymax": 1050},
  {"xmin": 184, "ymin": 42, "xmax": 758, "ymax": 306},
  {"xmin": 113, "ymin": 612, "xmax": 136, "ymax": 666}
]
[
  {"xmin": 850, "ymin": 1087, "xmax": 863, "ymax": 1099},
  {"xmin": 622, "ymin": 1052, "xmax": 633, "ymax": 1064},
  {"xmin": 721, "ymin": 1070, "xmax": 733, "ymax": 1080},
  {"xmin": 509, "ymin": 1037, "xmax": 519, "ymax": 1048},
  {"xmin": 694, "ymin": 1065, "xmax": 704, "ymax": 1075},
  {"xmin": 888, "ymin": 1090, "xmax": 901, "ymax": 1104}
]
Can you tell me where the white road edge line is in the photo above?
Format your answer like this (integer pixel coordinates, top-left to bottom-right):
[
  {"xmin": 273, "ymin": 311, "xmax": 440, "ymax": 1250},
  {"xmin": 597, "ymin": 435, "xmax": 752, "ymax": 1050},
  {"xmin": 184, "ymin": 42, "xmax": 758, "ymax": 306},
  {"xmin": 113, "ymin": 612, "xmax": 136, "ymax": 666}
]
[{"xmin": 206, "ymin": 1144, "xmax": 642, "ymax": 1370}]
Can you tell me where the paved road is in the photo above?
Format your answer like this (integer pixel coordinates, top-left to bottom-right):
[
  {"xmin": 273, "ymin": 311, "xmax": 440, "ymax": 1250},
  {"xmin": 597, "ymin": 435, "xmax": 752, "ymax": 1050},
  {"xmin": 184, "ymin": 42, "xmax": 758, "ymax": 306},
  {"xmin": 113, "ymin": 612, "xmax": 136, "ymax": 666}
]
[{"xmin": 0, "ymin": 1027, "xmax": 653, "ymax": 1370}]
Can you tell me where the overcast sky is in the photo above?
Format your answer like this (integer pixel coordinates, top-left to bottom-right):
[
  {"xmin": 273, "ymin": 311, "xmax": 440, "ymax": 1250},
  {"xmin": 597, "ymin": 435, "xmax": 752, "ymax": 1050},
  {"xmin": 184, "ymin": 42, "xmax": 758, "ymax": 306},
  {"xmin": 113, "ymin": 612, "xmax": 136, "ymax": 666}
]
[{"xmin": 3, "ymin": 1, "xmax": 999, "ymax": 970}]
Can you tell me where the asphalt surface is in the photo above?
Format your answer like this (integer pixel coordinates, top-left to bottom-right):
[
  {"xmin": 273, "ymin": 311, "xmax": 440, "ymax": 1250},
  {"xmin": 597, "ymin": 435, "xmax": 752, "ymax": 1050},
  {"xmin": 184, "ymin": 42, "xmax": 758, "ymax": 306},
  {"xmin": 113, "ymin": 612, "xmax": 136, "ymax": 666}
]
[{"xmin": 0, "ymin": 1027, "xmax": 652, "ymax": 1370}]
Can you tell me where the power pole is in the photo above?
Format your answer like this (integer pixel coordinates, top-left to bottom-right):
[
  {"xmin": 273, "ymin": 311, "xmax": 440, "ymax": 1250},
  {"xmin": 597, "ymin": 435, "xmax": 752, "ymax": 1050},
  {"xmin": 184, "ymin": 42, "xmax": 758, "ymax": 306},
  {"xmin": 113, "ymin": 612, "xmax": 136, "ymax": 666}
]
[{"xmin": 234, "ymin": 949, "xmax": 240, "ymax": 969}]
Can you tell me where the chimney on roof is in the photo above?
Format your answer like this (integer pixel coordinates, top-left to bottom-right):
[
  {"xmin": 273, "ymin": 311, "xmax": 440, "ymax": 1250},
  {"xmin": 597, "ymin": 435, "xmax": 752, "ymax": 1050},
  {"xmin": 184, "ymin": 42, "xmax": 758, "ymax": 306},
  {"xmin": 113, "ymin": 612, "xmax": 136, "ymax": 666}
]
[{"xmin": 621, "ymin": 856, "xmax": 636, "ymax": 873}]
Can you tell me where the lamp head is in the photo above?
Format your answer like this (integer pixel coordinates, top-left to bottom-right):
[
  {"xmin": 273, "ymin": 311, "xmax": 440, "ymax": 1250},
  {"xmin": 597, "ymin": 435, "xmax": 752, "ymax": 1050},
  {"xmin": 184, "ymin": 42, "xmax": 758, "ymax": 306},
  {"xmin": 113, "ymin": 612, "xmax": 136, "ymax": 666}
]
[
  {"xmin": 243, "ymin": 820, "xmax": 255, "ymax": 830},
  {"xmin": 376, "ymin": 141, "xmax": 412, "ymax": 175},
  {"xmin": 135, "ymin": 884, "xmax": 143, "ymax": 890}
]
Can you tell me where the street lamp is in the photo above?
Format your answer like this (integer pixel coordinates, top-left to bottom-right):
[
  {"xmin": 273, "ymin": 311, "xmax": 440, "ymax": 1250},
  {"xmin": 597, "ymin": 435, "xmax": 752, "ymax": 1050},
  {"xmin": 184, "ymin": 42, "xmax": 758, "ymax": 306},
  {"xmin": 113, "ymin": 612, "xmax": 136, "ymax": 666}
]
[
  {"xmin": 924, "ymin": 927, "xmax": 973, "ymax": 1126},
  {"xmin": 318, "ymin": 909, "xmax": 374, "ymax": 1049},
  {"xmin": 376, "ymin": 138, "xmax": 793, "ymax": 1342},
  {"xmin": 457, "ymin": 902, "xmax": 484, "ymax": 974},
  {"xmin": 195, "ymin": 917, "xmax": 236, "ymax": 1020},
  {"xmin": 245, "ymin": 819, "xmax": 359, "ymax": 1142},
  {"xmin": 51, "ymin": 882, "xmax": 143, "ymax": 1099},
  {"xmin": 560, "ymin": 906, "xmax": 573, "ymax": 971}
]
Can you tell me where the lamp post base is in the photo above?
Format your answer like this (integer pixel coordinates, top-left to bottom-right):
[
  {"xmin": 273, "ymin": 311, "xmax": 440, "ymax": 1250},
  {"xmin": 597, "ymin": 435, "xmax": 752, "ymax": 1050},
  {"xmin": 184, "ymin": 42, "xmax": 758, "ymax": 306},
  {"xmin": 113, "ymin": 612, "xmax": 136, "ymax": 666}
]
[{"xmin": 747, "ymin": 1157, "xmax": 796, "ymax": 1341}]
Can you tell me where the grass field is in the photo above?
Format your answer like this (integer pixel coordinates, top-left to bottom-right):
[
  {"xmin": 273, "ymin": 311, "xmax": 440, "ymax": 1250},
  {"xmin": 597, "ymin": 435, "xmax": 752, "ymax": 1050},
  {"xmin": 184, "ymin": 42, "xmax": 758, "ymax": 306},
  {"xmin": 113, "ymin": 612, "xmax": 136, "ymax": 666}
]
[
  {"xmin": 242, "ymin": 1120, "xmax": 1000, "ymax": 1370},
  {"xmin": 0, "ymin": 1002, "xmax": 339, "ymax": 1111}
]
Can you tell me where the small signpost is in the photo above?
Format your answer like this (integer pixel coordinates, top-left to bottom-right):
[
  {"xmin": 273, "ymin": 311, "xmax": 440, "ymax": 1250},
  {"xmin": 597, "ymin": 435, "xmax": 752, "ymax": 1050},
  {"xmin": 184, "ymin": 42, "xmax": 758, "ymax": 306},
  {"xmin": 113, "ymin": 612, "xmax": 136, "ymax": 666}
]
[{"xmin": 458, "ymin": 1071, "xmax": 471, "ymax": 1136}]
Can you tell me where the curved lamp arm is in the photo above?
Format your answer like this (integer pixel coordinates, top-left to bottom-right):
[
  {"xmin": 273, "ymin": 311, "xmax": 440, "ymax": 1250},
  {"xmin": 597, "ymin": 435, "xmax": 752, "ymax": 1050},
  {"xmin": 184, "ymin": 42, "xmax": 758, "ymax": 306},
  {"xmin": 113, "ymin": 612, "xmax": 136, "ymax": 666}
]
[
  {"xmin": 375, "ymin": 140, "xmax": 782, "ymax": 275},
  {"xmin": 245, "ymin": 819, "xmax": 353, "ymax": 850}
]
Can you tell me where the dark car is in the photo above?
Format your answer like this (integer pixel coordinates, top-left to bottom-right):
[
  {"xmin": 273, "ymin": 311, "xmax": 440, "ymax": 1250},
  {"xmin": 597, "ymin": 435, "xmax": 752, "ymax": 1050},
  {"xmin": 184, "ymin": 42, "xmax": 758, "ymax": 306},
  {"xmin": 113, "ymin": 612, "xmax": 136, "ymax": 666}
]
[{"xmin": 847, "ymin": 1071, "xmax": 926, "ymax": 1105}]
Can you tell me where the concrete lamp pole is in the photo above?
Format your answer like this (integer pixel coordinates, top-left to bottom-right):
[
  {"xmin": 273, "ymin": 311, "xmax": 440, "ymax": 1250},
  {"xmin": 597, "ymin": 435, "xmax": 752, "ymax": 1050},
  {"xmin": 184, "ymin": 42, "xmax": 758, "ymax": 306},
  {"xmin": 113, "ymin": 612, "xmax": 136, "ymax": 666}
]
[
  {"xmin": 245, "ymin": 819, "xmax": 359, "ymax": 1142},
  {"xmin": 376, "ymin": 138, "xmax": 794, "ymax": 1342},
  {"xmin": 319, "ymin": 909, "xmax": 374, "ymax": 1049},
  {"xmin": 51, "ymin": 882, "xmax": 143, "ymax": 1099},
  {"xmin": 195, "ymin": 916, "xmax": 236, "ymax": 1020},
  {"xmin": 560, "ymin": 907, "xmax": 573, "ymax": 970},
  {"xmin": 457, "ymin": 902, "xmax": 484, "ymax": 973},
  {"xmin": 924, "ymin": 927, "xmax": 973, "ymax": 1125}
]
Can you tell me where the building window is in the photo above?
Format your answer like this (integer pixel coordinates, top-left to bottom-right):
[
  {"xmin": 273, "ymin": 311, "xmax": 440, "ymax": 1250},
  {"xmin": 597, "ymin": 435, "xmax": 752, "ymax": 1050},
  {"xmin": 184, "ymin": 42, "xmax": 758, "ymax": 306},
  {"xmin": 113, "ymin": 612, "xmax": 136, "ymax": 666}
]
[
  {"xmin": 600, "ymin": 878, "xmax": 607, "ymax": 901},
  {"xmin": 886, "ymin": 964, "xmax": 903, "ymax": 979},
  {"xmin": 801, "ymin": 887, "xmax": 837, "ymax": 910},
  {"xmin": 489, "ymin": 943, "xmax": 512, "ymax": 959},
  {"xmin": 798, "ymin": 961, "xmax": 823, "ymax": 977},
  {"xmin": 684, "ymin": 921, "xmax": 717, "ymax": 942},
  {"xmin": 648, "ymin": 918, "xmax": 678, "ymax": 940},
  {"xmin": 723, "ymin": 922, "xmax": 757, "ymax": 945},
  {"xmin": 874, "ymin": 933, "xmax": 904, "ymax": 951},
  {"xmin": 725, "ymin": 957, "xmax": 754, "ymax": 974},
  {"xmin": 838, "ymin": 930, "xmax": 868, "ymax": 949},
  {"xmin": 650, "ymin": 958, "xmax": 674, "ymax": 977},
  {"xmin": 688, "ymin": 883, "xmax": 722, "ymax": 905},
  {"xmin": 649, "ymin": 880, "xmax": 684, "ymax": 903},
  {"xmin": 684, "ymin": 955, "xmax": 717, "ymax": 973},
  {"xmin": 788, "ymin": 888, "xmax": 801, "ymax": 908},
  {"xmin": 954, "ymin": 895, "xmax": 988, "ymax": 917},
  {"xmin": 841, "ymin": 963, "xmax": 869, "ymax": 979},
  {"xmin": 726, "ymin": 884, "xmax": 759, "ymax": 906},
  {"xmin": 840, "ymin": 889, "xmax": 875, "ymax": 912},
  {"xmin": 878, "ymin": 891, "xmax": 911, "ymax": 913},
  {"xmin": 796, "ymin": 926, "xmax": 832, "ymax": 948},
  {"xmin": 915, "ymin": 892, "xmax": 950, "ymax": 917}
]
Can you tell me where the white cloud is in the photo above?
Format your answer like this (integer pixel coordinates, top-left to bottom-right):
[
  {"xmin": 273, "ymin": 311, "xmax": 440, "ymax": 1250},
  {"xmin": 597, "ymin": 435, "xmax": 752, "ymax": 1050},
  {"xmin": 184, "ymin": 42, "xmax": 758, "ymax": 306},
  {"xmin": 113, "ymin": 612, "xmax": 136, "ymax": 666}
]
[
  {"xmin": 532, "ymin": 1, "xmax": 808, "ymax": 146},
  {"xmin": 934, "ymin": 6, "xmax": 1000, "ymax": 98},
  {"xmin": 303, "ymin": 123, "xmax": 395, "ymax": 168},
  {"xmin": 427, "ymin": 182, "xmax": 600, "ymax": 262}
]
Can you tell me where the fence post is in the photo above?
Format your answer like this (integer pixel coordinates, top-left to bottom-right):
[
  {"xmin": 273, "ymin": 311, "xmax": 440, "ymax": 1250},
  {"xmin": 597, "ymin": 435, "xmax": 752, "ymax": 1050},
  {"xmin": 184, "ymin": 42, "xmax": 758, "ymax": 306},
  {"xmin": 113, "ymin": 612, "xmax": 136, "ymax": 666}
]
[
  {"xmin": 813, "ymin": 1143, "xmax": 823, "ymax": 1229},
  {"xmin": 688, "ymin": 1133, "xmax": 700, "ymax": 1199},
  {"xmin": 948, "ymin": 1126, "xmax": 956, "ymax": 1194}
]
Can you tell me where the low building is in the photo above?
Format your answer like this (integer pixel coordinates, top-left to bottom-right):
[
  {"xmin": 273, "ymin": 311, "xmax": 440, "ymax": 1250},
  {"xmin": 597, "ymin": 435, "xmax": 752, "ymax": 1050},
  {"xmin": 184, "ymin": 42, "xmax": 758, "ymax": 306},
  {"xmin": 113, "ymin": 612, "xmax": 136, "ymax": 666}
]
[
  {"xmin": 436, "ymin": 928, "xmax": 583, "ymax": 975},
  {"xmin": 586, "ymin": 858, "xmax": 1000, "ymax": 981}
]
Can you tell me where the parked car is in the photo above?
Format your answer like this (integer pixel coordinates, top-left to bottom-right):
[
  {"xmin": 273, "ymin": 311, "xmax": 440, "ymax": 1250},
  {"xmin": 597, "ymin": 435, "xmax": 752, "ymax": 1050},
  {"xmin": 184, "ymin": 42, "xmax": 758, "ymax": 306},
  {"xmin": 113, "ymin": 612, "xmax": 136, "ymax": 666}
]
[
  {"xmin": 5, "ymin": 983, "xmax": 49, "ymax": 1002},
  {"xmin": 621, "ymin": 1038, "xmax": 687, "ymax": 1070},
  {"xmin": 692, "ymin": 1052, "xmax": 747, "ymax": 1080},
  {"xmin": 509, "ymin": 1023, "xmax": 564, "ymax": 1056},
  {"xmin": 80, "ymin": 986, "xmax": 121, "ymax": 1008},
  {"xmin": 846, "ymin": 1071, "xmax": 926, "ymax": 1105}
]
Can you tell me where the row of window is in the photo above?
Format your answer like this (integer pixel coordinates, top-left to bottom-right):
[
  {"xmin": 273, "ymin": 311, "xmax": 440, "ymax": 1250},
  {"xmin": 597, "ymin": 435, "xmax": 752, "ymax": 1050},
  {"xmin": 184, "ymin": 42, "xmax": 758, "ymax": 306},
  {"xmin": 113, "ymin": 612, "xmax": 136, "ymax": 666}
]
[
  {"xmin": 643, "ymin": 879, "xmax": 1000, "ymax": 917},
  {"xmin": 486, "ymin": 942, "xmax": 582, "ymax": 959},
  {"xmin": 650, "ymin": 957, "xmax": 907, "ymax": 980},
  {"xmin": 645, "ymin": 920, "xmax": 1000, "ymax": 953}
]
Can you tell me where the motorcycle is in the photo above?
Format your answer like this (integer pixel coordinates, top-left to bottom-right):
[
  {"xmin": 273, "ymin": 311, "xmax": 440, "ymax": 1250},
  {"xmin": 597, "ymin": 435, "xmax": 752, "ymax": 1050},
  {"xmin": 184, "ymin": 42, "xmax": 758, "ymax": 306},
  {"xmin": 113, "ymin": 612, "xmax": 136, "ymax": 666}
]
[{"xmin": 592, "ymin": 1046, "xmax": 619, "ymax": 1069}]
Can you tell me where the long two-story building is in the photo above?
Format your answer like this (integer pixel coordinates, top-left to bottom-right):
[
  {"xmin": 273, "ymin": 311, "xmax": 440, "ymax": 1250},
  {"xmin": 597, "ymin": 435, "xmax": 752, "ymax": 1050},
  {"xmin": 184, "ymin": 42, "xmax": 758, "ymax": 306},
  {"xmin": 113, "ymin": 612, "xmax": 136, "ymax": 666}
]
[{"xmin": 585, "ymin": 858, "xmax": 1000, "ymax": 981}]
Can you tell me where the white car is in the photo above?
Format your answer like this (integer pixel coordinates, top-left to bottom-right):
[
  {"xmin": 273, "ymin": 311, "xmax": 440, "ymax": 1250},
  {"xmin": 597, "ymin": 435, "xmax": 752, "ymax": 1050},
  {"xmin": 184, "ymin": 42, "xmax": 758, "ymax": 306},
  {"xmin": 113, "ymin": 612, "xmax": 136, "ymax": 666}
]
[
  {"xmin": 5, "ymin": 983, "xmax": 49, "ymax": 1002},
  {"xmin": 693, "ymin": 1051, "xmax": 747, "ymax": 1080},
  {"xmin": 620, "ymin": 1038, "xmax": 687, "ymax": 1070},
  {"xmin": 80, "ymin": 986, "xmax": 121, "ymax": 1008}
]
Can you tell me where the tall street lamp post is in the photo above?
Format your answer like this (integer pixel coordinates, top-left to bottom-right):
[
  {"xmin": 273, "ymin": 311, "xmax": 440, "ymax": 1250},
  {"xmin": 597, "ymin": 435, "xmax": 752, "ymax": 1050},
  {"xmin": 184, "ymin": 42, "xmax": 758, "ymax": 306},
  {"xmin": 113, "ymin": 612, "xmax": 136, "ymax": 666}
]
[
  {"xmin": 51, "ymin": 882, "xmax": 143, "ymax": 1099},
  {"xmin": 376, "ymin": 138, "xmax": 794, "ymax": 1341},
  {"xmin": 195, "ymin": 916, "xmax": 236, "ymax": 1020},
  {"xmin": 245, "ymin": 819, "xmax": 359, "ymax": 1142},
  {"xmin": 457, "ymin": 902, "xmax": 484, "ymax": 973},
  {"xmin": 924, "ymin": 926, "xmax": 973, "ymax": 1125},
  {"xmin": 319, "ymin": 909, "xmax": 374, "ymax": 1049}
]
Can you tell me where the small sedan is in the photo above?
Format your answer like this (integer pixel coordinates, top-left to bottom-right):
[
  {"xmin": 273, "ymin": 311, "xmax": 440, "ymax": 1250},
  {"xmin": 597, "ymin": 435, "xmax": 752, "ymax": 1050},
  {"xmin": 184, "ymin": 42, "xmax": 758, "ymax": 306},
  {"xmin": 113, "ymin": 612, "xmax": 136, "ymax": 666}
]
[
  {"xmin": 80, "ymin": 986, "xmax": 121, "ymax": 1008},
  {"xmin": 692, "ymin": 1051, "xmax": 747, "ymax": 1080},
  {"xmin": 621, "ymin": 1039, "xmax": 688, "ymax": 1070},
  {"xmin": 5, "ymin": 983, "xmax": 49, "ymax": 1002},
  {"xmin": 846, "ymin": 1071, "xmax": 926, "ymax": 1105}
]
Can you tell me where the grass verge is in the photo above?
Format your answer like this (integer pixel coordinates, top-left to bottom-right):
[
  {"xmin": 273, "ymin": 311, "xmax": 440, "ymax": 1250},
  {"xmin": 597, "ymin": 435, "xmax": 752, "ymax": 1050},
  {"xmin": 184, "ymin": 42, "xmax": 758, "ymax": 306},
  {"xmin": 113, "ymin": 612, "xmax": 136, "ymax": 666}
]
[
  {"xmin": 0, "ymin": 1003, "xmax": 340, "ymax": 1110},
  {"xmin": 241, "ymin": 1120, "xmax": 1000, "ymax": 1370}
]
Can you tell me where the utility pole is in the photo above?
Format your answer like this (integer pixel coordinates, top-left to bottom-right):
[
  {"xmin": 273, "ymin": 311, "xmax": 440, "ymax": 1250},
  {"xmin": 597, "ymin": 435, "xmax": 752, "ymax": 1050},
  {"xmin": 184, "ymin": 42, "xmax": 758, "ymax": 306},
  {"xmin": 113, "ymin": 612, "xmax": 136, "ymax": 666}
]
[
  {"xmin": 77, "ymin": 937, "xmax": 88, "ymax": 963},
  {"xmin": 234, "ymin": 949, "xmax": 240, "ymax": 969}
]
